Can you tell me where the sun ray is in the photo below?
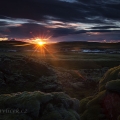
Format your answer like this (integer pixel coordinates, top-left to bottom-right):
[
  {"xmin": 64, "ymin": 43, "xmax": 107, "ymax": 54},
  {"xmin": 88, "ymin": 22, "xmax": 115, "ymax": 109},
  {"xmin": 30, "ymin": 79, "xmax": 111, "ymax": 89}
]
[{"xmin": 28, "ymin": 31, "xmax": 58, "ymax": 60}]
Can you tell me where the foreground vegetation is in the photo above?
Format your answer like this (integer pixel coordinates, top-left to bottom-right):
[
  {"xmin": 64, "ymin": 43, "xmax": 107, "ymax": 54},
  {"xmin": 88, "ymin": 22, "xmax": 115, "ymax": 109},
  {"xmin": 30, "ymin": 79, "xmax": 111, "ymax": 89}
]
[{"xmin": 80, "ymin": 65, "xmax": 120, "ymax": 120}]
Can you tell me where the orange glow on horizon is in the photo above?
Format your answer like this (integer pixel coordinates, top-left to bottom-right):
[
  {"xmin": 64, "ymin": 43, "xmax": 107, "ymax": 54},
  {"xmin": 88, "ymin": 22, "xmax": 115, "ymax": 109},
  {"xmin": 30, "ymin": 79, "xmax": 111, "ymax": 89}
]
[
  {"xmin": 29, "ymin": 33, "xmax": 56, "ymax": 58},
  {"xmin": 34, "ymin": 38, "xmax": 46, "ymax": 46},
  {"xmin": 38, "ymin": 41, "xmax": 45, "ymax": 46},
  {"xmin": 37, "ymin": 40, "xmax": 46, "ymax": 46},
  {"xmin": 32, "ymin": 38, "xmax": 47, "ymax": 56}
]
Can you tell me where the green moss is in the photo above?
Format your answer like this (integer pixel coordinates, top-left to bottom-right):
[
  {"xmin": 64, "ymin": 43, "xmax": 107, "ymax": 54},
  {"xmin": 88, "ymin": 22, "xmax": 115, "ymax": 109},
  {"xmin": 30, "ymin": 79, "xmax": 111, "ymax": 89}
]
[
  {"xmin": 79, "ymin": 96, "xmax": 93, "ymax": 114},
  {"xmin": 118, "ymin": 72, "xmax": 120, "ymax": 78},
  {"xmin": 52, "ymin": 92, "xmax": 70, "ymax": 99},
  {"xmin": 1, "ymin": 93, "xmax": 40, "ymax": 118},
  {"xmin": 0, "ymin": 91, "xmax": 44, "ymax": 118},
  {"xmin": 41, "ymin": 109, "xmax": 80, "ymax": 120},
  {"xmin": 117, "ymin": 115, "xmax": 120, "ymax": 120},
  {"xmin": 80, "ymin": 66, "xmax": 120, "ymax": 120},
  {"xmin": 2, "ymin": 114, "xmax": 32, "ymax": 120},
  {"xmin": 41, "ymin": 111, "xmax": 62, "ymax": 120},
  {"xmin": 81, "ymin": 105, "xmax": 101, "ymax": 120},
  {"xmin": 99, "ymin": 65, "xmax": 120, "ymax": 91},
  {"xmin": 86, "ymin": 90, "xmax": 106, "ymax": 108},
  {"xmin": 0, "ymin": 91, "xmax": 80, "ymax": 120},
  {"xmin": 99, "ymin": 85, "xmax": 105, "ymax": 91},
  {"xmin": 80, "ymin": 91, "xmax": 106, "ymax": 120},
  {"xmin": 68, "ymin": 109, "xmax": 80, "ymax": 120},
  {"xmin": 106, "ymin": 79, "xmax": 120, "ymax": 92}
]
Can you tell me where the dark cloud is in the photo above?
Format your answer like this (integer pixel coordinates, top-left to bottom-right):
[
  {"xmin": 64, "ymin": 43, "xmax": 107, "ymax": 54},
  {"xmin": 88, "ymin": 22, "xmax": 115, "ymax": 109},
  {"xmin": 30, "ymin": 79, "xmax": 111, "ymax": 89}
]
[
  {"xmin": 0, "ymin": 22, "xmax": 86, "ymax": 38},
  {"xmin": 1, "ymin": 22, "xmax": 120, "ymax": 40},
  {"xmin": 0, "ymin": 23, "xmax": 48, "ymax": 38},
  {"xmin": 1, "ymin": 23, "xmax": 78, "ymax": 38},
  {"xmin": 52, "ymin": 31, "xmax": 120, "ymax": 42},
  {"xmin": 0, "ymin": 21, "xmax": 8, "ymax": 26},
  {"xmin": 1, "ymin": 0, "xmax": 120, "ymax": 24},
  {"xmin": 0, "ymin": 0, "xmax": 120, "ymax": 41},
  {"xmin": 0, "ymin": 0, "xmax": 82, "ymax": 22},
  {"xmin": 0, "ymin": 0, "xmax": 120, "ymax": 25},
  {"xmin": 89, "ymin": 26, "xmax": 120, "ymax": 29},
  {"xmin": 52, "ymin": 28, "xmax": 77, "ymax": 37},
  {"xmin": 88, "ymin": 30, "xmax": 120, "ymax": 33},
  {"xmin": 77, "ymin": 0, "xmax": 120, "ymax": 20}
]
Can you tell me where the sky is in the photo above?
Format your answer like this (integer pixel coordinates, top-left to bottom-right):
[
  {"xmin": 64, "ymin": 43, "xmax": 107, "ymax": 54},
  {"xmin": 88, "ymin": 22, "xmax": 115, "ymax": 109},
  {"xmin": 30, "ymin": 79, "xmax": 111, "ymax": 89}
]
[{"xmin": 0, "ymin": 0, "xmax": 120, "ymax": 42}]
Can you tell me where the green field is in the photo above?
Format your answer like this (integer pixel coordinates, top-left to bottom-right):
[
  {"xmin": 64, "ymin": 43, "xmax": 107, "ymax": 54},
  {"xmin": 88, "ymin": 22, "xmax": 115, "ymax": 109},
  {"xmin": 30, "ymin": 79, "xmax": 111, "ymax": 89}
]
[{"xmin": 1, "ymin": 52, "xmax": 120, "ymax": 69}]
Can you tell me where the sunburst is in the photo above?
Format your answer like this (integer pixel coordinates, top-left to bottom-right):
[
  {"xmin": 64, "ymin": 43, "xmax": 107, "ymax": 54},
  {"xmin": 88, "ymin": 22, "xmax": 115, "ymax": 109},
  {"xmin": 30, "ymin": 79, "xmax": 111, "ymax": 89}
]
[
  {"xmin": 29, "ymin": 32, "xmax": 56, "ymax": 59},
  {"xmin": 38, "ymin": 41, "xmax": 45, "ymax": 46},
  {"xmin": 35, "ymin": 38, "xmax": 46, "ymax": 46}
]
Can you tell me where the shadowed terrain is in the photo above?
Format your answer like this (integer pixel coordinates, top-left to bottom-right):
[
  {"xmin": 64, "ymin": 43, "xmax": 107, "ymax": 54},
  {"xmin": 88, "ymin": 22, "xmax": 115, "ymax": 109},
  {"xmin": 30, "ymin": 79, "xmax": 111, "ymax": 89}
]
[{"xmin": 0, "ymin": 41, "xmax": 120, "ymax": 120}]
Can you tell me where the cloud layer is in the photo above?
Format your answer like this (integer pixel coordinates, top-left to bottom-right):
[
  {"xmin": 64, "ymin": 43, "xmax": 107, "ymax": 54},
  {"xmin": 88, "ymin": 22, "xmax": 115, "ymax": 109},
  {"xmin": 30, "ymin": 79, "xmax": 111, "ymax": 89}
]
[{"xmin": 0, "ymin": 0, "xmax": 120, "ymax": 42}]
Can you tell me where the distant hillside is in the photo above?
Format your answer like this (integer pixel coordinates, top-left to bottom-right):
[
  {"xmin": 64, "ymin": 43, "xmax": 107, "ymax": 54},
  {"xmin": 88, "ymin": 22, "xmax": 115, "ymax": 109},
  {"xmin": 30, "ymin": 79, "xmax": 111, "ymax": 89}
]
[
  {"xmin": 0, "ymin": 40, "xmax": 120, "ymax": 51},
  {"xmin": 56, "ymin": 41, "xmax": 120, "ymax": 49},
  {"xmin": 0, "ymin": 41, "xmax": 34, "ymax": 50}
]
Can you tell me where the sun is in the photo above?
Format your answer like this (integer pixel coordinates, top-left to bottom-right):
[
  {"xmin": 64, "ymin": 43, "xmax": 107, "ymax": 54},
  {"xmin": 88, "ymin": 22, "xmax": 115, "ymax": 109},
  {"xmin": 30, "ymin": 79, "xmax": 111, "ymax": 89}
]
[
  {"xmin": 35, "ymin": 38, "xmax": 46, "ymax": 46},
  {"xmin": 38, "ymin": 41, "xmax": 46, "ymax": 46}
]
